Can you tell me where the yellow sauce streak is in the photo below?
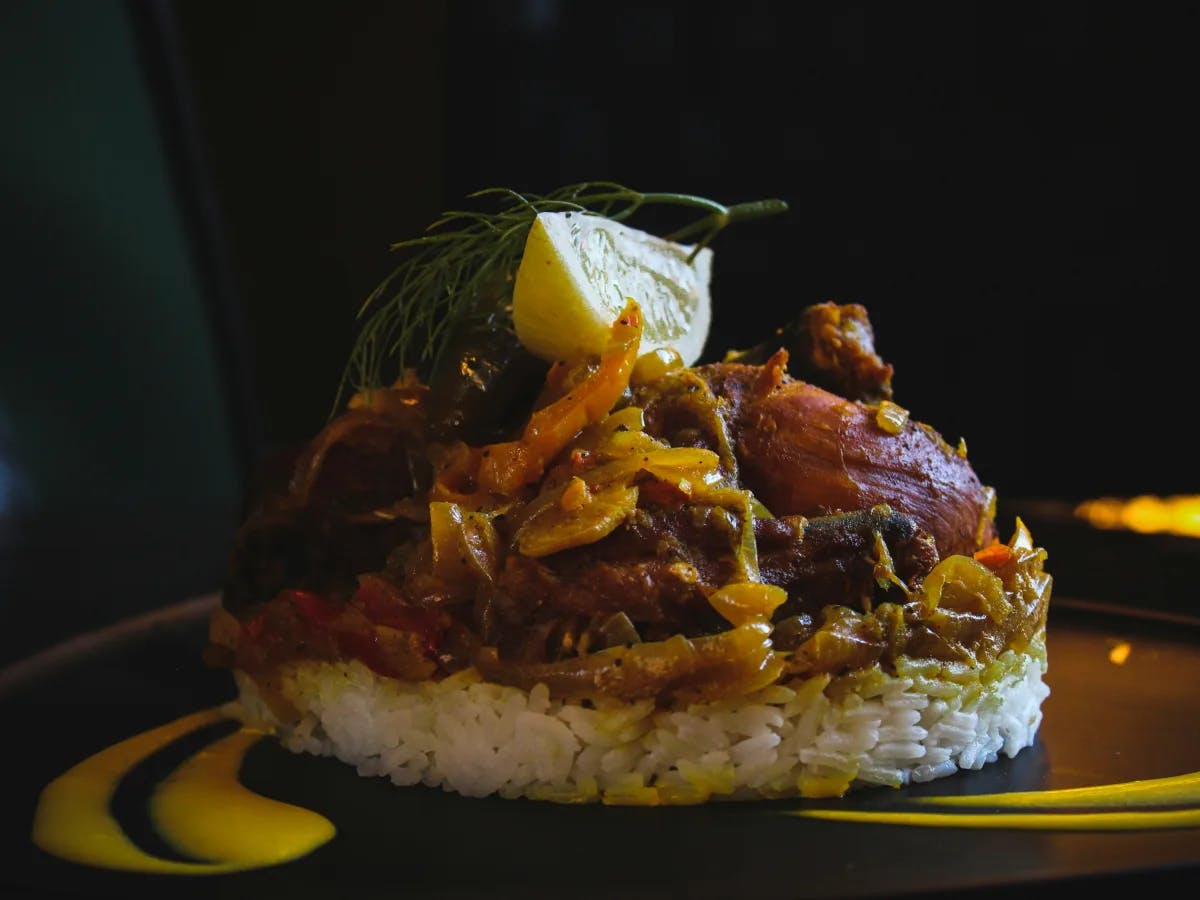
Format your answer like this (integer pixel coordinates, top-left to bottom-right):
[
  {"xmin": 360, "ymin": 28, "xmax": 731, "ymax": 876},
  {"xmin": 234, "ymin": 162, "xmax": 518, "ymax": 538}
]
[
  {"xmin": 150, "ymin": 726, "xmax": 335, "ymax": 867},
  {"xmin": 31, "ymin": 708, "xmax": 335, "ymax": 874},
  {"xmin": 791, "ymin": 771, "xmax": 1200, "ymax": 830},
  {"xmin": 33, "ymin": 705, "xmax": 1200, "ymax": 873},
  {"xmin": 916, "ymin": 770, "xmax": 1200, "ymax": 808},
  {"xmin": 793, "ymin": 807, "xmax": 1200, "ymax": 831}
]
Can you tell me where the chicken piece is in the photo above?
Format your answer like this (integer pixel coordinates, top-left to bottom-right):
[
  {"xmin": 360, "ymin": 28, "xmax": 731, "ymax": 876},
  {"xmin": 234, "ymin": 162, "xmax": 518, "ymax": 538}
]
[
  {"xmin": 486, "ymin": 502, "xmax": 939, "ymax": 661},
  {"xmin": 758, "ymin": 505, "xmax": 938, "ymax": 618},
  {"xmin": 636, "ymin": 363, "xmax": 995, "ymax": 558},
  {"xmin": 724, "ymin": 302, "xmax": 894, "ymax": 403},
  {"xmin": 223, "ymin": 387, "xmax": 432, "ymax": 616}
]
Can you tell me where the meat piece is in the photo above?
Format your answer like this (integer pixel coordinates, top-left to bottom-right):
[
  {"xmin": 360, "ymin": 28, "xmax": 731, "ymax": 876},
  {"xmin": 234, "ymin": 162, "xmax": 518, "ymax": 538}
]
[
  {"xmin": 637, "ymin": 363, "xmax": 995, "ymax": 558},
  {"xmin": 425, "ymin": 321, "xmax": 549, "ymax": 444},
  {"xmin": 487, "ymin": 503, "xmax": 939, "ymax": 660},
  {"xmin": 724, "ymin": 302, "xmax": 894, "ymax": 403},
  {"xmin": 760, "ymin": 505, "xmax": 939, "ymax": 618},
  {"xmin": 222, "ymin": 509, "xmax": 415, "ymax": 616},
  {"xmin": 224, "ymin": 391, "xmax": 432, "ymax": 616},
  {"xmin": 490, "ymin": 504, "xmax": 740, "ymax": 646}
]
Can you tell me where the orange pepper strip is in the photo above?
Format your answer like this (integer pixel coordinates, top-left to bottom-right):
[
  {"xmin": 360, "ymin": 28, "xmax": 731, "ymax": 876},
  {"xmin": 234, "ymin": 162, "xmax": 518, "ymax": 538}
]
[
  {"xmin": 973, "ymin": 541, "xmax": 1015, "ymax": 570},
  {"xmin": 478, "ymin": 301, "xmax": 643, "ymax": 496}
]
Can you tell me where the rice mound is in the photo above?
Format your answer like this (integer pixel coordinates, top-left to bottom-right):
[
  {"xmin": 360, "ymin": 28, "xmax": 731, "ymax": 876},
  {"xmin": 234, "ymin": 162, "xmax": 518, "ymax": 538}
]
[{"xmin": 232, "ymin": 640, "xmax": 1048, "ymax": 804}]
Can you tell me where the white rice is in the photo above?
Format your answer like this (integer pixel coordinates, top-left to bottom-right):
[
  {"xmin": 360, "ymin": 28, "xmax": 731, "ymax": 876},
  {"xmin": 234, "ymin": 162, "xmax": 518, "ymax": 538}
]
[{"xmin": 232, "ymin": 640, "xmax": 1049, "ymax": 804}]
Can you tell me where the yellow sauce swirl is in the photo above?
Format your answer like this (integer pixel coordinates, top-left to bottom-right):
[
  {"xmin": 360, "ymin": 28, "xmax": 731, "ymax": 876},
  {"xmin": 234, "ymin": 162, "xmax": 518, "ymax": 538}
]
[
  {"xmin": 31, "ymin": 707, "xmax": 1200, "ymax": 876},
  {"xmin": 31, "ymin": 708, "xmax": 334, "ymax": 874}
]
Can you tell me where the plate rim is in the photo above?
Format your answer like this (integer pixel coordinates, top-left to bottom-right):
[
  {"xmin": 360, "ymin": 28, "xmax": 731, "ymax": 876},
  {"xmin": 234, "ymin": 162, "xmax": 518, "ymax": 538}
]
[{"xmin": 0, "ymin": 592, "xmax": 218, "ymax": 699}]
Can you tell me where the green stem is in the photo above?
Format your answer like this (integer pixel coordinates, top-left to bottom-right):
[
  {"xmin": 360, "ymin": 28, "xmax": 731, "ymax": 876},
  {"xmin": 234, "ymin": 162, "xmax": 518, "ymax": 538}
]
[{"xmin": 676, "ymin": 198, "xmax": 790, "ymax": 259}]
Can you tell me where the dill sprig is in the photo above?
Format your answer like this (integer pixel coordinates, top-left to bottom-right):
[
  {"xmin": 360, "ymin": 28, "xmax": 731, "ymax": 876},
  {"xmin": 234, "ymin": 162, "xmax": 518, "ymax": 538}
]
[{"xmin": 336, "ymin": 182, "xmax": 788, "ymax": 411}]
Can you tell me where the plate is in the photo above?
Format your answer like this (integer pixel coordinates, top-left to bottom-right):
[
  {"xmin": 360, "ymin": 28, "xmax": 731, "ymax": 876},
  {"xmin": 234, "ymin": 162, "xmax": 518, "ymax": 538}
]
[{"xmin": 2, "ymin": 592, "xmax": 1199, "ymax": 899}]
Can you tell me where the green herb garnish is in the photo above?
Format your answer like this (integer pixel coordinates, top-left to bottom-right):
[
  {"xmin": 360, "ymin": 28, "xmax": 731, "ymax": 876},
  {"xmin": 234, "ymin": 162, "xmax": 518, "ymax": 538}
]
[{"xmin": 336, "ymin": 182, "xmax": 787, "ymax": 412}]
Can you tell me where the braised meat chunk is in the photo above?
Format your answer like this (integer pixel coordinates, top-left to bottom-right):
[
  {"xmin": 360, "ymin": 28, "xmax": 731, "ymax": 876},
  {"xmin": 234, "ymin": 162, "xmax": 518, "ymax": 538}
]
[
  {"xmin": 213, "ymin": 294, "xmax": 1046, "ymax": 707},
  {"xmin": 636, "ymin": 360, "xmax": 995, "ymax": 559},
  {"xmin": 724, "ymin": 302, "xmax": 894, "ymax": 403}
]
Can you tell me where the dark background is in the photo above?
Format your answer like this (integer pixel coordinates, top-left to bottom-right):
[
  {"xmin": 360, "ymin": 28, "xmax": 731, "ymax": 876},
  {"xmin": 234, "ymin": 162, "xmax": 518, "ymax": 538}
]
[{"xmin": 1, "ymin": 0, "xmax": 1196, "ymax": 665}]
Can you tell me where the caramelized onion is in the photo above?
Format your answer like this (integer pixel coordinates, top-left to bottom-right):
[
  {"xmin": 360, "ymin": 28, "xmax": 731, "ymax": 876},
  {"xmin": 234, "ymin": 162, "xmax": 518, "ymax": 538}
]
[{"xmin": 474, "ymin": 622, "xmax": 782, "ymax": 702}]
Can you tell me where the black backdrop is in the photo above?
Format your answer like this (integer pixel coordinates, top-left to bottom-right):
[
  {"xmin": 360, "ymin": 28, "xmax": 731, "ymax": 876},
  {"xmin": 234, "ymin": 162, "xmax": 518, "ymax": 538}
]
[
  {"xmin": 1, "ymin": 0, "xmax": 1194, "ymax": 670},
  {"xmin": 165, "ymin": 0, "xmax": 1197, "ymax": 505}
]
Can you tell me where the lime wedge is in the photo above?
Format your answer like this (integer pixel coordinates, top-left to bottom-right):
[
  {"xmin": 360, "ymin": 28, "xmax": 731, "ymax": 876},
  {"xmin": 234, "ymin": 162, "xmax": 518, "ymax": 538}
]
[{"xmin": 512, "ymin": 211, "xmax": 713, "ymax": 365}]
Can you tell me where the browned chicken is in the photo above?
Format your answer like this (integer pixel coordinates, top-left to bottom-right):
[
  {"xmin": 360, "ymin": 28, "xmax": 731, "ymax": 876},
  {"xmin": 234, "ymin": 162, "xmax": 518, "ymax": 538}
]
[
  {"xmin": 213, "ymin": 303, "xmax": 1046, "ymax": 705},
  {"xmin": 636, "ymin": 360, "xmax": 995, "ymax": 559},
  {"xmin": 724, "ymin": 301, "xmax": 894, "ymax": 403}
]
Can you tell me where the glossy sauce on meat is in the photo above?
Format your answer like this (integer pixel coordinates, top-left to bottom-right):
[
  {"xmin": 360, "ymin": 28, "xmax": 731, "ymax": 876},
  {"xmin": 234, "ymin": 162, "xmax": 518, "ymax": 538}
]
[
  {"xmin": 637, "ymin": 361, "xmax": 996, "ymax": 559},
  {"xmin": 212, "ymin": 303, "xmax": 1047, "ymax": 705}
]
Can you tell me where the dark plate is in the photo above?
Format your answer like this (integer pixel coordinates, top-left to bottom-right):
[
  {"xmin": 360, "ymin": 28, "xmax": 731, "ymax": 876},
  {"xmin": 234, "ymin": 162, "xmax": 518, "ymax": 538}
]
[{"xmin": 2, "ymin": 593, "xmax": 1199, "ymax": 900}]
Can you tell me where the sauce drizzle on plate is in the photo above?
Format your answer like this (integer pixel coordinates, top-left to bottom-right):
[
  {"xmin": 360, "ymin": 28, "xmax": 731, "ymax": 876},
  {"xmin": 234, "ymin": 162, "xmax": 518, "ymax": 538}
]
[
  {"xmin": 31, "ymin": 708, "xmax": 335, "ymax": 874},
  {"xmin": 31, "ymin": 708, "xmax": 1200, "ymax": 876},
  {"xmin": 792, "ymin": 771, "xmax": 1200, "ymax": 830}
]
